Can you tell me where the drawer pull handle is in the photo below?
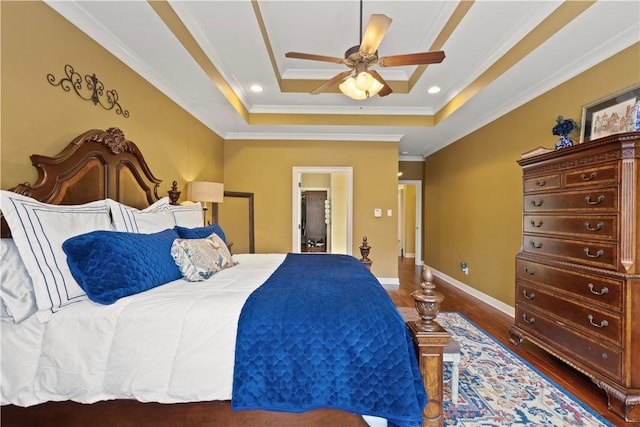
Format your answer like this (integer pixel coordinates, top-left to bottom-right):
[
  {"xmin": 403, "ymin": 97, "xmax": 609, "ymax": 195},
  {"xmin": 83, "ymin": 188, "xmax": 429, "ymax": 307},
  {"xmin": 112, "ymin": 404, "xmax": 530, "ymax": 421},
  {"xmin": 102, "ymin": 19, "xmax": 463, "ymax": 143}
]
[
  {"xmin": 522, "ymin": 314, "xmax": 535, "ymax": 324},
  {"xmin": 585, "ymin": 195, "xmax": 605, "ymax": 205},
  {"xmin": 530, "ymin": 199, "xmax": 544, "ymax": 207},
  {"xmin": 535, "ymin": 180, "xmax": 546, "ymax": 187},
  {"xmin": 601, "ymin": 353, "xmax": 608, "ymax": 360},
  {"xmin": 529, "ymin": 241, "xmax": 543, "ymax": 249},
  {"xmin": 584, "ymin": 248, "xmax": 604, "ymax": 258},
  {"xmin": 522, "ymin": 290, "xmax": 535, "ymax": 299},
  {"xmin": 588, "ymin": 283, "xmax": 609, "ymax": 296},
  {"xmin": 530, "ymin": 220, "xmax": 543, "ymax": 228},
  {"xmin": 588, "ymin": 314, "xmax": 608, "ymax": 328},
  {"xmin": 524, "ymin": 267, "xmax": 535, "ymax": 275},
  {"xmin": 584, "ymin": 222, "xmax": 604, "ymax": 231},
  {"xmin": 581, "ymin": 172, "xmax": 597, "ymax": 181}
]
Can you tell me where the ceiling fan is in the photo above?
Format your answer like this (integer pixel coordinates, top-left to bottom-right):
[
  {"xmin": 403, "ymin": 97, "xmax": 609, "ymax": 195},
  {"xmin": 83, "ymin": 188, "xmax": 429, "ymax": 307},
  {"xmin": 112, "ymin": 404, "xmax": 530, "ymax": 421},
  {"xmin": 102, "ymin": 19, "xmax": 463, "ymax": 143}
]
[{"xmin": 285, "ymin": 1, "xmax": 445, "ymax": 99}]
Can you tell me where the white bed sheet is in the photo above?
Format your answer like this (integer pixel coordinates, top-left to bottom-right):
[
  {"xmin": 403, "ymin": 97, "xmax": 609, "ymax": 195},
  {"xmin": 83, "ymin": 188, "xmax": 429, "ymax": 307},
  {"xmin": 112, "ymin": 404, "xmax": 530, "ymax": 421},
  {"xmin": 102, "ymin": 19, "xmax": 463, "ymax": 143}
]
[{"xmin": 1, "ymin": 253, "xmax": 285, "ymax": 407}]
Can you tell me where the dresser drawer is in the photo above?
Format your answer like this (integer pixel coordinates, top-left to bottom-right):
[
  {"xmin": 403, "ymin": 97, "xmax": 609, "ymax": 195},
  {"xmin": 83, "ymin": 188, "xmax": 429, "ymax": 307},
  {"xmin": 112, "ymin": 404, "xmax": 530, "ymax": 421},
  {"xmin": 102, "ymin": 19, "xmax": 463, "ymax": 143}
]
[
  {"xmin": 523, "ymin": 214, "xmax": 617, "ymax": 240},
  {"xmin": 515, "ymin": 258, "xmax": 623, "ymax": 310},
  {"xmin": 523, "ymin": 235, "xmax": 618, "ymax": 269},
  {"xmin": 524, "ymin": 187, "xmax": 618, "ymax": 212},
  {"xmin": 514, "ymin": 306, "xmax": 622, "ymax": 381},
  {"xmin": 564, "ymin": 164, "xmax": 619, "ymax": 188},
  {"xmin": 516, "ymin": 282, "xmax": 622, "ymax": 344},
  {"xmin": 524, "ymin": 174, "xmax": 561, "ymax": 193}
]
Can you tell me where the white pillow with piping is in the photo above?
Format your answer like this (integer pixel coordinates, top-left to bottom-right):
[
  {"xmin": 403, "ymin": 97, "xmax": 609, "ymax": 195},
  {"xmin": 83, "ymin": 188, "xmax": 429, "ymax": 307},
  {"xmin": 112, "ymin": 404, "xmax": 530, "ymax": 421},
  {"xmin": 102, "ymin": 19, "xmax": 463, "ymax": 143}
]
[
  {"xmin": 0, "ymin": 190, "xmax": 112, "ymax": 321},
  {"xmin": 108, "ymin": 197, "xmax": 176, "ymax": 233}
]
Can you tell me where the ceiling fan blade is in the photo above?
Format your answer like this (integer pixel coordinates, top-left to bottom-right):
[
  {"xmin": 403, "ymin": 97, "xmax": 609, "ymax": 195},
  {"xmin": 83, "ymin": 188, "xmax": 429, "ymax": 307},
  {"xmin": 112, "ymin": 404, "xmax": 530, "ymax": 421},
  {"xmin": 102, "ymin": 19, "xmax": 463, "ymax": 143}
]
[
  {"xmin": 285, "ymin": 52, "xmax": 345, "ymax": 64},
  {"xmin": 378, "ymin": 51, "xmax": 445, "ymax": 67},
  {"xmin": 310, "ymin": 70, "xmax": 353, "ymax": 95},
  {"xmin": 359, "ymin": 14, "xmax": 392, "ymax": 55},
  {"xmin": 368, "ymin": 70, "xmax": 393, "ymax": 97}
]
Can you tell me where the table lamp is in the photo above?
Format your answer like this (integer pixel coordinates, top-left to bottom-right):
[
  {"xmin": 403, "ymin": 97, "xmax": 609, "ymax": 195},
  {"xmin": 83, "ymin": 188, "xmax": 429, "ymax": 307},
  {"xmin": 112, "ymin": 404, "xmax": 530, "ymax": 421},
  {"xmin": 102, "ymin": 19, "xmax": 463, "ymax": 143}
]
[{"xmin": 188, "ymin": 181, "xmax": 224, "ymax": 225}]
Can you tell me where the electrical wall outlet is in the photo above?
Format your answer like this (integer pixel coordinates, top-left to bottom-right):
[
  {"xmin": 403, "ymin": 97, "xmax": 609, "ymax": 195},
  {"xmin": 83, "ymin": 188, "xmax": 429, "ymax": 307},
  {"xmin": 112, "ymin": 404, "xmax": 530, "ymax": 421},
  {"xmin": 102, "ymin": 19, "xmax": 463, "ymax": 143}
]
[
  {"xmin": 374, "ymin": 208, "xmax": 382, "ymax": 217},
  {"xmin": 460, "ymin": 262, "xmax": 469, "ymax": 275}
]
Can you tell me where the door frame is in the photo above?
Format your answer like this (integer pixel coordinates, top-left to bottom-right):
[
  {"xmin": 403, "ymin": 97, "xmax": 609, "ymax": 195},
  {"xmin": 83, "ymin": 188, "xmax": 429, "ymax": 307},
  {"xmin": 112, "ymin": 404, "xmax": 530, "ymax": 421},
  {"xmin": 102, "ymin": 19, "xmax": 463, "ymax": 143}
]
[
  {"xmin": 292, "ymin": 167, "xmax": 353, "ymax": 255},
  {"xmin": 399, "ymin": 179, "xmax": 423, "ymax": 265}
]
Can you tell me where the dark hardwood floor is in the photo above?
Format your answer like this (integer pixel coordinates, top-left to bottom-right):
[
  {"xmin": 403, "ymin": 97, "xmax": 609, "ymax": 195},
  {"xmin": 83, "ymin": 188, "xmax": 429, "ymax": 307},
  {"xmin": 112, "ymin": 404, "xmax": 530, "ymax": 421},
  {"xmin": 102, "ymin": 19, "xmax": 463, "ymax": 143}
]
[{"xmin": 389, "ymin": 257, "xmax": 631, "ymax": 427}]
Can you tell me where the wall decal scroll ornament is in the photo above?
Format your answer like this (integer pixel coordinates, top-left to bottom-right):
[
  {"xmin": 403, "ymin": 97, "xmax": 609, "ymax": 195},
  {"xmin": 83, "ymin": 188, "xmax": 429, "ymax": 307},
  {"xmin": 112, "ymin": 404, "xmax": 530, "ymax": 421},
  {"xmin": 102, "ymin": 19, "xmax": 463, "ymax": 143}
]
[{"xmin": 47, "ymin": 64, "xmax": 130, "ymax": 118}]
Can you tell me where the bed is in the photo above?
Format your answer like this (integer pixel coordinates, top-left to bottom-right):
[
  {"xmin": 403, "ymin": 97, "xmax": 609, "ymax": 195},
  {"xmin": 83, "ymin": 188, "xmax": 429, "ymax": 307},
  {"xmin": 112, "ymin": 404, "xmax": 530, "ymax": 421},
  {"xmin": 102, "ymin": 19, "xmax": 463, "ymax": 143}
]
[{"xmin": 0, "ymin": 128, "xmax": 447, "ymax": 427}]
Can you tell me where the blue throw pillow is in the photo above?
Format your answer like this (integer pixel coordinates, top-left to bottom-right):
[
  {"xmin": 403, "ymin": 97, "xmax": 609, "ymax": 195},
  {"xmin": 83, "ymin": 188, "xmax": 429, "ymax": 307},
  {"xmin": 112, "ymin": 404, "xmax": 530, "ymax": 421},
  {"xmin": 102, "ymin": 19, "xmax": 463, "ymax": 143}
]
[
  {"xmin": 62, "ymin": 229, "xmax": 182, "ymax": 305},
  {"xmin": 174, "ymin": 224, "xmax": 227, "ymax": 243}
]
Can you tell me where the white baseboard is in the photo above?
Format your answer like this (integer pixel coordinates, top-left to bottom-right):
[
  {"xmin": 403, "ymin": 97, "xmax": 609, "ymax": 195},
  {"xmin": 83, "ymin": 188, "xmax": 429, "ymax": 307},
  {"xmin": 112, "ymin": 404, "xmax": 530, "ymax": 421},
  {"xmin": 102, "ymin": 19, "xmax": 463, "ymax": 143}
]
[
  {"xmin": 377, "ymin": 277, "xmax": 399, "ymax": 289},
  {"xmin": 428, "ymin": 266, "xmax": 515, "ymax": 318},
  {"xmin": 403, "ymin": 253, "xmax": 415, "ymax": 258}
]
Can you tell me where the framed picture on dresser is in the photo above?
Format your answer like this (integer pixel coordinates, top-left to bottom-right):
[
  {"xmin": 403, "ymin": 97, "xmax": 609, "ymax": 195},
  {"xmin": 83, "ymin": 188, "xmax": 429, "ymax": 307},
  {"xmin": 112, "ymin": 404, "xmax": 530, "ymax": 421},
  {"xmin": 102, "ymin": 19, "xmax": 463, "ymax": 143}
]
[{"xmin": 580, "ymin": 82, "xmax": 640, "ymax": 143}]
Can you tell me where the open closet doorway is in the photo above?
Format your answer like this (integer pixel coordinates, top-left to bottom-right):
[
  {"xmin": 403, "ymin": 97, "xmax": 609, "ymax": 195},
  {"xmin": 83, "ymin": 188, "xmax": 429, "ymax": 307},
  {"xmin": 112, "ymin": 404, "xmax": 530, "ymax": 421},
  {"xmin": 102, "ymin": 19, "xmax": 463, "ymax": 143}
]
[
  {"xmin": 398, "ymin": 180, "xmax": 422, "ymax": 264},
  {"xmin": 292, "ymin": 167, "xmax": 353, "ymax": 255}
]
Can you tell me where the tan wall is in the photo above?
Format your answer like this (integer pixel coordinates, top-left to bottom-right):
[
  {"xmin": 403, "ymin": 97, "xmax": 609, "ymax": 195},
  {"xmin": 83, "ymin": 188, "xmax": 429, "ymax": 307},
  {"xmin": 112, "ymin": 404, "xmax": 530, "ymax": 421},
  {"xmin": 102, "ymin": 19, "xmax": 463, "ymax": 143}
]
[
  {"xmin": 424, "ymin": 43, "xmax": 640, "ymax": 307},
  {"xmin": 1, "ymin": 1, "xmax": 222, "ymax": 195},
  {"xmin": 223, "ymin": 140, "xmax": 399, "ymax": 278}
]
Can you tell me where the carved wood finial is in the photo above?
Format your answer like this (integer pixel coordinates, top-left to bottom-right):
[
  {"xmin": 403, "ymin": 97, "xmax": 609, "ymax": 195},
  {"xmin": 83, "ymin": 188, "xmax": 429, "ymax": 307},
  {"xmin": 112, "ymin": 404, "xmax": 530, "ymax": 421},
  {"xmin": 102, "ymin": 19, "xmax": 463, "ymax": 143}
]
[
  {"xmin": 168, "ymin": 180, "xmax": 181, "ymax": 205},
  {"xmin": 85, "ymin": 127, "xmax": 138, "ymax": 155},
  {"xmin": 359, "ymin": 236, "xmax": 372, "ymax": 270},
  {"xmin": 359, "ymin": 235, "xmax": 371, "ymax": 261},
  {"xmin": 411, "ymin": 266, "xmax": 444, "ymax": 331}
]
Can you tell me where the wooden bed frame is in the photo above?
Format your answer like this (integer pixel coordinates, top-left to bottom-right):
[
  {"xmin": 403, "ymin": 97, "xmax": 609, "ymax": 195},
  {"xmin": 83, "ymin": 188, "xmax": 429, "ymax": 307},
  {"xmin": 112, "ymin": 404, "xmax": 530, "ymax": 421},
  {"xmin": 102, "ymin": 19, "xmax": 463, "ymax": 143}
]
[{"xmin": 1, "ymin": 128, "xmax": 448, "ymax": 427}]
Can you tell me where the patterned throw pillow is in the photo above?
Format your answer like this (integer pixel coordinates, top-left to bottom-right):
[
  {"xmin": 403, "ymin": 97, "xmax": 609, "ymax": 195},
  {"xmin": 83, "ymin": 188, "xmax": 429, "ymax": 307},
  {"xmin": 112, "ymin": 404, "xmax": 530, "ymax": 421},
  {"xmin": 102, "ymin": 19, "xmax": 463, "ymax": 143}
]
[{"xmin": 171, "ymin": 233, "xmax": 235, "ymax": 281}]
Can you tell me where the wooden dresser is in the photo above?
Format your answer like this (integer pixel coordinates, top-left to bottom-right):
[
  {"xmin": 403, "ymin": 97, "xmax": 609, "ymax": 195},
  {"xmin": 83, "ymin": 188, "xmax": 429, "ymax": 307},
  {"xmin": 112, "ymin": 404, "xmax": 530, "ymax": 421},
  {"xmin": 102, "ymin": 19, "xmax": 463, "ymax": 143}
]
[{"xmin": 509, "ymin": 132, "xmax": 640, "ymax": 422}]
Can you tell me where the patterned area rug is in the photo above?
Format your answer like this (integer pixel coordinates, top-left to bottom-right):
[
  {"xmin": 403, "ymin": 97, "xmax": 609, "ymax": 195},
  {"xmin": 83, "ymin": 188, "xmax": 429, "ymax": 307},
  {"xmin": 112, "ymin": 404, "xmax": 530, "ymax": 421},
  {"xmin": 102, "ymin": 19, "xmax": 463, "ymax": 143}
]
[{"xmin": 435, "ymin": 312, "xmax": 613, "ymax": 427}]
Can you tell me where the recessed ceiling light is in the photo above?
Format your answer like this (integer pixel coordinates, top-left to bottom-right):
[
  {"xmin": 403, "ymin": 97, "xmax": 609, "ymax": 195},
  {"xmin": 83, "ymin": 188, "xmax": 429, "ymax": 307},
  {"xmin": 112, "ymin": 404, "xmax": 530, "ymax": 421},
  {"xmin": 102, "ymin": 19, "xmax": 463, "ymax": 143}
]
[
  {"xmin": 427, "ymin": 86, "xmax": 441, "ymax": 94},
  {"xmin": 250, "ymin": 84, "xmax": 263, "ymax": 93}
]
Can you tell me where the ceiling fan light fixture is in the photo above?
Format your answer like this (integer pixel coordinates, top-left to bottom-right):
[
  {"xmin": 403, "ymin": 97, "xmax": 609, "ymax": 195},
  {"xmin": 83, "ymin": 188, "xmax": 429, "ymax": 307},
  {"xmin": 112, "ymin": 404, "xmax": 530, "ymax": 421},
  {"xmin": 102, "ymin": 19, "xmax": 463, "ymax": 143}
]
[
  {"xmin": 355, "ymin": 71, "xmax": 374, "ymax": 91},
  {"xmin": 340, "ymin": 72, "xmax": 384, "ymax": 100}
]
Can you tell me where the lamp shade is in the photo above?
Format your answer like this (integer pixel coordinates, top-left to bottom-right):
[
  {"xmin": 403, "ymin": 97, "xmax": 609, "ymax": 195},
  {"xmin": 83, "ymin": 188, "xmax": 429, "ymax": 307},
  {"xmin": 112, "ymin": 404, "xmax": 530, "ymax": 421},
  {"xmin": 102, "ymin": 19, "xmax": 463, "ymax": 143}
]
[
  {"xmin": 188, "ymin": 181, "xmax": 224, "ymax": 203},
  {"xmin": 339, "ymin": 72, "xmax": 384, "ymax": 100}
]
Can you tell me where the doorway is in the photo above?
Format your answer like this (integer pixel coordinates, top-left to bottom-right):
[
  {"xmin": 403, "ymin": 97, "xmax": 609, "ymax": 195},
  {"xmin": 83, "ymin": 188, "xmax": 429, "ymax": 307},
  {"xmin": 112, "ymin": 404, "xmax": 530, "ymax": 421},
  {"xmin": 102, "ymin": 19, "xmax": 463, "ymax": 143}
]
[
  {"xmin": 292, "ymin": 167, "xmax": 353, "ymax": 255},
  {"xmin": 398, "ymin": 180, "xmax": 422, "ymax": 264},
  {"xmin": 301, "ymin": 190, "xmax": 329, "ymax": 252}
]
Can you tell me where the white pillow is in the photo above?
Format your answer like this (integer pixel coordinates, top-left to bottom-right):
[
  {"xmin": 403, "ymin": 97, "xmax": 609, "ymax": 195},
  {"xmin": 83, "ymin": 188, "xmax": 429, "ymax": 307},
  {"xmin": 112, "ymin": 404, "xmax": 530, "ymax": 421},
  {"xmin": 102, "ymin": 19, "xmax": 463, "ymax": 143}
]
[
  {"xmin": 168, "ymin": 202, "xmax": 204, "ymax": 228},
  {"xmin": 0, "ymin": 238, "xmax": 37, "ymax": 323},
  {"xmin": 0, "ymin": 191, "xmax": 112, "ymax": 321},
  {"xmin": 171, "ymin": 233, "xmax": 235, "ymax": 281},
  {"xmin": 108, "ymin": 197, "xmax": 176, "ymax": 233}
]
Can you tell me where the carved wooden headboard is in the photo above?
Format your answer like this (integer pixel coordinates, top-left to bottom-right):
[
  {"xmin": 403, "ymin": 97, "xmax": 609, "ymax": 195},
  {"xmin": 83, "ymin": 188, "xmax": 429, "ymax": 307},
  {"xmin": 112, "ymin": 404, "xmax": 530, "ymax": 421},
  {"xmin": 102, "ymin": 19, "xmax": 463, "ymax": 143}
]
[{"xmin": 1, "ymin": 127, "xmax": 179, "ymax": 237}]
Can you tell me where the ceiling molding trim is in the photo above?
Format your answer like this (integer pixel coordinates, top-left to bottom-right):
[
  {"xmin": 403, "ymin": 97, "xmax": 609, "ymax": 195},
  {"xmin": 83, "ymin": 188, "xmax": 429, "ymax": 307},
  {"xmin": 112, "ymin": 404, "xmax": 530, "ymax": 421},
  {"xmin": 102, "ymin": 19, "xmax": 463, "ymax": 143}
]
[
  {"xmin": 248, "ymin": 113, "xmax": 434, "ymax": 127},
  {"xmin": 225, "ymin": 132, "xmax": 403, "ymax": 142},
  {"xmin": 148, "ymin": 0, "xmax": 250, "ymax": 122},
  {"xmin": 433, "ymin": 0, "xmax": 595, "ymax": 127},
  {"xmin": 281, "ymin": 68, "xmax": 409, "ymax": 81},
  {"xmin": 409, "ymin": 0, "xmax": 474, "ymax": 89},
  {"xmin": 251, "ymin": 0, "xmax": 282, "ymax": 89},
  {"xmin": 279, "ymin": 78, "xmax": 410, "ymax": 94},
  {"xmin": 250, "ymin": 105, "xmax": 434, "ymax": 116},
  {"xmin": 399, "ymin": 155, "xmax": 426, "ymax": 162}
]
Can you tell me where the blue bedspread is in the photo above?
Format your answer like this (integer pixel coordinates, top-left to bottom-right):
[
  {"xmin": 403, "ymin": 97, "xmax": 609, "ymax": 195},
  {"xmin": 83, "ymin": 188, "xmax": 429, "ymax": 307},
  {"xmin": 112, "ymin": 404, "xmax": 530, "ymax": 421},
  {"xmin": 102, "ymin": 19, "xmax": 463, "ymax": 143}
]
[{"xmin": 232, "ymin": 253, "xmax": 426, "ymax": 427}]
